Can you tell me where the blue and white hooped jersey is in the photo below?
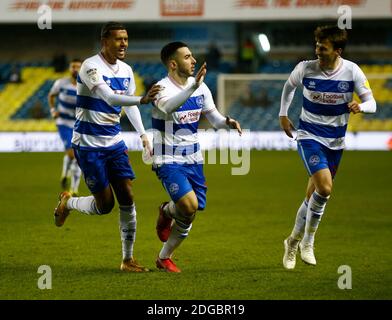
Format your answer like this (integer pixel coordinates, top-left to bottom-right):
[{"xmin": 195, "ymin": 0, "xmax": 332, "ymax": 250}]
[
  {"xmin": 72, "ymin": 53, "xmax": 136, "ymax": 150},
  {"xmin": 289, "ymin": 58, "xmax": 373, "ymax": 150},
  {"xmin": 152, "ymin": 76, "xmax": 216, "ymax": 164},
  {"xmin": 49, "ymin": 77, "xmax": 77, "ymax": 129}
]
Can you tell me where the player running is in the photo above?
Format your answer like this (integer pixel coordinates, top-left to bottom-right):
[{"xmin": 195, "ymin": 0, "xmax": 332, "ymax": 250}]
[
  {"xmin": 152, "ymin": 42, "xmax": 242, "ymax": 273},
  {"xmin": 53, "ymin": 22, "xmax": 161, "ymax": 272},
  {"xmin": 280, "ymin": 25, "xmax": 376, "ymax": 270}
]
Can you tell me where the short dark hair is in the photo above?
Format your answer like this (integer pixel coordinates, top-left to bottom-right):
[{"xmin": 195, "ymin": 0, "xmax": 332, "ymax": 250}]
[
  {"xmin": 160, "ymin": 41, "xmax": 188, "ymax": 66},
  {"xmin": 70, "ymin": 58, "xmax": 82, "ymax": 64},
  {"xmin": 101, "ymin": 21, "xmax": 126, "ymax": 39},
  {"xmin": 314, "ymin": 25, "xmax": 348, "ymax": 51}
]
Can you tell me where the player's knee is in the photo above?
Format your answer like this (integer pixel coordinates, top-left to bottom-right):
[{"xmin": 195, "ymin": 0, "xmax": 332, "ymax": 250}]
[
  {"xmin": 177, "ymin": 209, "xmax": 196, "ymax": 225},
  {"xmin": 183, "ymin": 201, "xmax": 198, "ymax": 216},
  {"xmin": 317, "ymin": 184, "xmax": 332, "ymax": 197},
  {"xmin": 97, "ymin": 202, "xmax": 114, "ymax": 215}
]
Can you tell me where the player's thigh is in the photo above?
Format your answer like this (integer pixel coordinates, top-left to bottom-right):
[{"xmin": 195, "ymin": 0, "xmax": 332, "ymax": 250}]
[
  {"xmin": 107, "ymin": 147, "xmax": 136, "ymax": 187},
  {"xmin": 297, "ymin": 139, "xmax": 330, "ymax": 177},
  {"xmin": 73, "ymin": 148, "xmax": 110, "ymax": 194},
  {"xmin": 176, "ymin": 190, "xmax": 198, "ymax": 215},
  {"xmin": 187, "ymin": 164, "xmax": 207, "ymax": 211},
  {"xmin": 326, "ymin": 148, "xmax": 344, "ymax": 179},
  {"xmin": 156, "ymin": 165, "xmax": 195, "ymax": 207},
  {"xmin": 311, "ymin": 168, "xmax": 333, "ymax": 196},
  {"xmin": 111, "ymin": 178, "xmax": 134, "ymax": 206}
]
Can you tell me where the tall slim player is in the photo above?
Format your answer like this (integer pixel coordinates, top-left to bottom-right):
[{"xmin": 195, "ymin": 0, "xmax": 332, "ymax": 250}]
[
  {"xmin": 280, "ymin": 25, "xmax": 376, "ymax": 269},
  {"xmin": 53, "ymin": 22, "xmax": 161, "ymax": 272}
]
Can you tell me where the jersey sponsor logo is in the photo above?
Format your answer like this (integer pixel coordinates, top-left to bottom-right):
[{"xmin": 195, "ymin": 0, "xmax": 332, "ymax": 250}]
[
  {"xmin": 309, "ymin": 154, "xmax": 320, "ymax": 166},
  {"xmin": 311, "ymin": 92, "xmax": 322, "ymax": 102},
  {"xmin": 311, "ymin": 92, "xmax": 344, "ymax": 104},
  {"xmin": 169, "ymin": 183, "xmax": 179, "ymax": 195},
  {"xmin": 337, "ymin": 81, "xmax": 350, "ymax": 93},
  {"xmin": 187, "ymin": 110, "xmax": 201, "ymax": 122}
]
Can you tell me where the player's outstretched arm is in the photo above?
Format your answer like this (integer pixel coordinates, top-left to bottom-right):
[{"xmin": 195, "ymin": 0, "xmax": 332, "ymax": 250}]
[
  {"xmin": 140, "ymin": 84, "xmax": 162, "ymax": 104},
  {"xmin": 204, "ymin": 109, "xmax": 242, "ymax": 136},
  {"xmin": 94, "ymin": 83, "xmax": 160, "ymax": 107}
]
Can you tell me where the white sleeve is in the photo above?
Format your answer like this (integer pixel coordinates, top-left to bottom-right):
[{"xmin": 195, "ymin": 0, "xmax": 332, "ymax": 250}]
[
  {"xmin": 79, "ymin": 61, "xmax": 106, "ymax": 91},
  {"xmin": 123, "ymin": 106, "xmax": 146, "ymax": 136},
  {"xmin": 353, "ymin": 63, "xmax": 373, "ymax": 100},
  {"xmin": 287, "ymin": 61, "xmax": 305, "ymax": 87},
  {"xmin": 359, "ymin": 96, "xmax": 377, "ymax": 113},
  {"xmin": 49, "ymin": 79, "xmax": 61, "ymax": 96},
  {"xmin": 127, "ymin": 67, "xmax": 136, "ymax": 96},
  {"xmin": 154, "ymin": 79, "xmax": 198, "ymax": 114},
  {"xmin": 279, "ymin": 80, "xmax": 297, "ymax": 116},
  {"xmin": 353, "ymin": 64, "xmax": 376, "ymax": 113},
  {"xmin": 94, "ymin": 82, "xmax": 142, "ymax": 106},
  {"xmin": 204, "ymin": 108, "xmax": 227, "ymax": 129},
  {"xmin": 200, "ymin": 84, "xmax": 216, "ymax": 114}
]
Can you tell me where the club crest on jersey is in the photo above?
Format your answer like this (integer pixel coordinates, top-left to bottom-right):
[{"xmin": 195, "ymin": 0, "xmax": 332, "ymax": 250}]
[
  {"xmin": 337, "ymin": 81, "xmax": 350, "ymax": 92},
  {"xmin": 123, "ymin": 79, "xmax": 129, "ymax": 90},
  {"xmin": 309, "ymin": 155, "xmax": 320, "ymax": 166},
  {"xmin": 87, "ymin": 68, "xmax": 99, "ymax": 84},
  {"xmin": 169, "ymin": 183, "xmax": 179, "ymax": 195},
  {"xmin": 196, "ymin": 96, "xmax": 204, "ymax": 108}
]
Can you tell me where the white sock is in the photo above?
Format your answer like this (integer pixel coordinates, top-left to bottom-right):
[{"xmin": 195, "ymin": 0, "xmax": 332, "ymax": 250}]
[
  {"xmin": 66, "ymin": 196, "xmax": 100, "ymax": 215},
  {"xmin": 163, "ymin": 201, "xmax": 177, "ymax": 219},
  {"xmin": 70, "ymin": 160, "xmax": 82, "ymax": 194},
  {"xmin": 159, "ymin": 220, "xmax": 192, "ymax": 259},
  {"xmin": 61, "ymin": 155, "xmax": 71, "ymax": 178},
  {"xmin": 290, "ymin": 199, "xmax": 308, "ymax": 241},
  {"xmin": 119, "ymin": 205, "xmax": 137, "ymax": 261},
  {"xmin": 303, "ymin": 191, "xmax": 329, "ymax": 246}
]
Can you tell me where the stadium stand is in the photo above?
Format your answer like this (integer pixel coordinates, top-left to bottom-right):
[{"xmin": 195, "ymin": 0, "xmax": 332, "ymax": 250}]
[{"xmin": 0, "ymin": 61, "xmax": 391, "ymax": 132}]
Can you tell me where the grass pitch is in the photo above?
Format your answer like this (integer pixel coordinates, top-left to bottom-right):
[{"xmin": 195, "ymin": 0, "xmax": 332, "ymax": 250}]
[{"xmin": 0, "ymin": 151, "xmax": 391, "ymax": 300}]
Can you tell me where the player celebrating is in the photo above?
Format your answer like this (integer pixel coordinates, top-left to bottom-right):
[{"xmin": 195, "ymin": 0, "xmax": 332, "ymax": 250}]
[
  {"xmin": 53, "ymin": 22, "xmax": 161, "ymax": 272},
  {"xmin": 280, "ymin": 25, "xmax": 376, "ymax": 269},
  {"xmin": 48, "ymin": 59, "xmax": 82, "ymax": 195},
  {"xmin": 152, "ymin": 42, "xmax": 242, "ymax": 273}
]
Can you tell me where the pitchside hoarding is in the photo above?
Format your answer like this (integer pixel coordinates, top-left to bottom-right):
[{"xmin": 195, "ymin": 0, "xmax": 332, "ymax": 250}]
[
  {"xmin": 0, "ymin": 0, "xmax": 391, "ymax": 22},
  {"xmin": 0, "ymin": 131, "xmax": 391, "ymax": 152}
]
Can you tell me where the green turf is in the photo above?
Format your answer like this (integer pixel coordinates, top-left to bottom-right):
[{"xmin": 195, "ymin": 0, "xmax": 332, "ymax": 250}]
[{"xmin": 0, "ymin": 151, "xmax": 391, "ymax": 300}]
